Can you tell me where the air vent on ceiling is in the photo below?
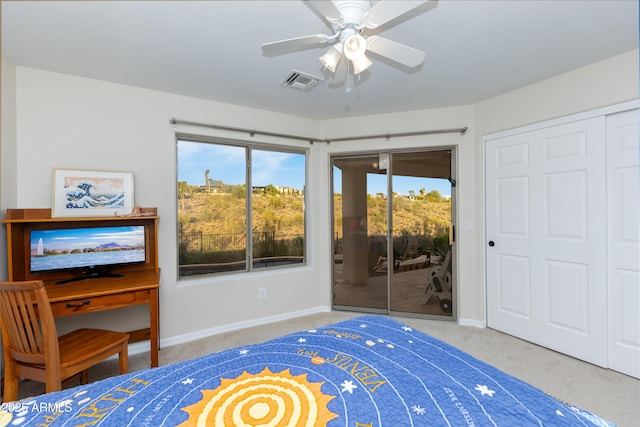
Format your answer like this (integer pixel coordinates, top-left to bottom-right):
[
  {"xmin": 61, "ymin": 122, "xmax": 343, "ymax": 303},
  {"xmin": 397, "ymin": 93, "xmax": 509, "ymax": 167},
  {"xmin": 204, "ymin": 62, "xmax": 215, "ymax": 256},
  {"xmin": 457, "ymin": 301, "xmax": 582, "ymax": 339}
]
[{"xmin": 280, "ymin": 70, "xmax": 322, "ymax": 92}]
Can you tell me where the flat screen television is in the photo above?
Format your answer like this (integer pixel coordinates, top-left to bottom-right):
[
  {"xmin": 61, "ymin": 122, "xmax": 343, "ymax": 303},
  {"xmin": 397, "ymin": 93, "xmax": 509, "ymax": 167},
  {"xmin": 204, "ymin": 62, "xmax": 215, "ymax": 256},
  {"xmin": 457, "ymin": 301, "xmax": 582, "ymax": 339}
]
[{"xmin": 30, "ymin": 225, "xmax": 146, "ymax": 284}]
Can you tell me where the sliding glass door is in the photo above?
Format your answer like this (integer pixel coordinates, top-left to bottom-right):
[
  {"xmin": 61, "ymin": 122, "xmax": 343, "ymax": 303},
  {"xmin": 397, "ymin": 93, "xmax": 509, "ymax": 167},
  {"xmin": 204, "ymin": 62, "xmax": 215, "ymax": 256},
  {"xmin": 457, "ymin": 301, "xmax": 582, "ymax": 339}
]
[
  {"xmin": 388, "ymin": 152, "xmax": 454, "ymax": 316},
  {"xmin": 332, "ymin": 149, "xmax": 455, "ymax": 318},
  {"xmin": 332, "ymin": 155, "xmax": 388, "ymax": 312}
]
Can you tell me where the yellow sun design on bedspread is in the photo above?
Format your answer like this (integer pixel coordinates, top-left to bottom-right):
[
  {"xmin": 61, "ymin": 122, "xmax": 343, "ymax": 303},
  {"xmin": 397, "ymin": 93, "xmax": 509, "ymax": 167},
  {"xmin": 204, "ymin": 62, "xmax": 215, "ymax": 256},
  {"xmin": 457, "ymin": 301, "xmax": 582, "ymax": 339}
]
[{"xmin": 179, "ymin": 367, "xmax": 338, "ymax": 427}]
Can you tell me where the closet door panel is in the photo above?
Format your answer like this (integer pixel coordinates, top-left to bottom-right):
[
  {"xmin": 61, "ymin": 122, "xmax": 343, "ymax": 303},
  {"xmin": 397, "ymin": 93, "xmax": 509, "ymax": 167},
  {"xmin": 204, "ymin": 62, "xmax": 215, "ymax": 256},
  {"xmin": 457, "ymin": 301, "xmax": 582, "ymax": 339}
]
[
  {"xmin": 607, "ymin": 109, "xmax": 640, "ymax": 379},
  {"xmin": 486, "ymin": 117, "xmax": 608, "ymax": 367}
]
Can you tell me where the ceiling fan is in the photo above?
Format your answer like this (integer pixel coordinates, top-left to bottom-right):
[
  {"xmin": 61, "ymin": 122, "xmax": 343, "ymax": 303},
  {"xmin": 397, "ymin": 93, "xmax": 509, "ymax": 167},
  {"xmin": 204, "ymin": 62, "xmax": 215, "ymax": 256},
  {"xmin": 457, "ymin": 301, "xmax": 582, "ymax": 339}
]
[{"xmin": 262, "ymin": 0, "xmax": 431, "ymax": 76}]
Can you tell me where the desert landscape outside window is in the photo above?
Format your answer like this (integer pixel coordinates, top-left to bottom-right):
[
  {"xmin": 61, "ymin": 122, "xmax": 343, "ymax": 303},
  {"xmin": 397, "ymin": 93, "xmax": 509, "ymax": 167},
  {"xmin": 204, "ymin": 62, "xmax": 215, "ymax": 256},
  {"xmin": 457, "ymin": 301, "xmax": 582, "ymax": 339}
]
[{"xmin": 177, "ymin": 138, "xmax": 306, "ymax": 278}]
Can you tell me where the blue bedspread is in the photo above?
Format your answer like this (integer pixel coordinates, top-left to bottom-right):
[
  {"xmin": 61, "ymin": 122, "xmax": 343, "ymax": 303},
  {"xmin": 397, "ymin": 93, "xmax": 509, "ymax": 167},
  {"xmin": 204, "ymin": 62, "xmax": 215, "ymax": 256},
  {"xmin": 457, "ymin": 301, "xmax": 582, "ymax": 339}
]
[{"xmin": 0, "ymin": 315, "xmax": 616, "ymax": 426}]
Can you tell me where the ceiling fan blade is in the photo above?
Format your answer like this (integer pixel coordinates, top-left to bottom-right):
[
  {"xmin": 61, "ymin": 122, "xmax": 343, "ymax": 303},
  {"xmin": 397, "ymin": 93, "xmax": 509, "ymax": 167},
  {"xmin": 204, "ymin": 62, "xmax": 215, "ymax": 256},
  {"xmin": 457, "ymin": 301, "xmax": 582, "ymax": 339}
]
[
  {"xmin": 366, "ymin": 36, "xmax": 425, "ymax": 67},
  {"xmin": 305, "ymin": 0, "xmax": 343, "ymax": 23},
  {"xmin": 362, "ymin": 0, "xmax": 430, "ymax": 29},
  {"xmin": 262, "ymin": 34, "xmax": 331, "ymax": 52}
]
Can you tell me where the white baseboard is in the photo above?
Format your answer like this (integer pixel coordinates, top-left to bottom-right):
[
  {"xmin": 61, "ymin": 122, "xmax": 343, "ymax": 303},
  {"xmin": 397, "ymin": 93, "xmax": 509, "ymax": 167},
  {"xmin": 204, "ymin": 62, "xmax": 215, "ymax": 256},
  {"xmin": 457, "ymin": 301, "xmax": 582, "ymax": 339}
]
[
  {"xmin": 127, "ymin": 305, "xmax": 333, "ymax": 357},
  {"xmin": 458, "ymin": 317, "xmax": 486, "ymax": 328}
]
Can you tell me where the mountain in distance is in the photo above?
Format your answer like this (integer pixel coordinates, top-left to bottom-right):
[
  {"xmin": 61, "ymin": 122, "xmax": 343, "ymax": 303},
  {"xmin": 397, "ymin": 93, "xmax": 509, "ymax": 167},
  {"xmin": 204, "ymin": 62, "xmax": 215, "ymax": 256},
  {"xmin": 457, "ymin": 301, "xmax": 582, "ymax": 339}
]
[{"xmin": 95, "ymin": 242, "xmax": 133, "ymax": 250}]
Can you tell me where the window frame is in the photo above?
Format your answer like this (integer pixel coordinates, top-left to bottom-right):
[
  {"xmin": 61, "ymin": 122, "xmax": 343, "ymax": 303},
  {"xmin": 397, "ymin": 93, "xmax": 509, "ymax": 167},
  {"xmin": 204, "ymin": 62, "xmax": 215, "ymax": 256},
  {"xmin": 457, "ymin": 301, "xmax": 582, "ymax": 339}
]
[{"xmin": 176, "ymin": 133, "xmax": 308, "ymax": 280}]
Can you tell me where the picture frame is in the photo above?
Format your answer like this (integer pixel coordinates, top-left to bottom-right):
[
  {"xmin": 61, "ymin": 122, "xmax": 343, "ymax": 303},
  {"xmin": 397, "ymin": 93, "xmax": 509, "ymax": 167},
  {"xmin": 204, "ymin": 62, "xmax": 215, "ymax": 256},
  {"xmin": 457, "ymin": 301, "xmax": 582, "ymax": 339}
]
[{"xmin": 52, "ymin": 169, "xmax": 135, "ymax": 217}]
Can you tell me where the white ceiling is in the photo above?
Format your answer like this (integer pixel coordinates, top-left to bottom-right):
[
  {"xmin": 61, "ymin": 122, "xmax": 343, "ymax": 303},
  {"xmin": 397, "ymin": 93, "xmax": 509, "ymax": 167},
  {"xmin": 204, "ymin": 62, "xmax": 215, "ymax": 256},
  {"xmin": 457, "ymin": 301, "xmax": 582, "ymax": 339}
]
[{"xmin": 2, "ymin": 1, "xmax": 638, "ymax": 120}]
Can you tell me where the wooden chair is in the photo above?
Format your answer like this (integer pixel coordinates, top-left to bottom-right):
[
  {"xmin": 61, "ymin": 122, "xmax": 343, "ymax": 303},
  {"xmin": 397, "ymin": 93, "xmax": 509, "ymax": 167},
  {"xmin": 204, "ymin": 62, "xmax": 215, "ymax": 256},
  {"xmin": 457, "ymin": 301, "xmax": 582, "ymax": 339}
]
[{"xmin": 0, "ymin": 280, "xmax": 129, "ymax": 401}]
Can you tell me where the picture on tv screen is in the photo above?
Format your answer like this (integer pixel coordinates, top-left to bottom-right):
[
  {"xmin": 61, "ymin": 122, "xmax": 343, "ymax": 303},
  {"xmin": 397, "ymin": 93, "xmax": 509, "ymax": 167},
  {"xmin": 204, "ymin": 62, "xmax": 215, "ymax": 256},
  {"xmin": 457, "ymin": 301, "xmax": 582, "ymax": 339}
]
[{"xmin": 30, "ymin": 225, "xmax": 146, "ymax": 274}]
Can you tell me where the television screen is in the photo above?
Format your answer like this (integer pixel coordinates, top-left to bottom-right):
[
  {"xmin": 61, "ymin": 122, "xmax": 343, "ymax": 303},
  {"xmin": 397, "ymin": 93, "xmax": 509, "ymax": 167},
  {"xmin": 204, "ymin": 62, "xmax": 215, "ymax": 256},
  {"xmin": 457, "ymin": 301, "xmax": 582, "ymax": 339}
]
[{"xmin": 30, "ymin": 225, "xmax": 146, "ymax": 274}]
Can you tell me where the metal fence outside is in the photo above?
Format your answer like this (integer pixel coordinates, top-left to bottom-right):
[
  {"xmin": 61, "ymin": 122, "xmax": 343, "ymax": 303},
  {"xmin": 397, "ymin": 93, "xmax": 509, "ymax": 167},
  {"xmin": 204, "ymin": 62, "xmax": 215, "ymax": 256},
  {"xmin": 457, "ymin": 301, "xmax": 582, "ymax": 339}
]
[{"xmin": 179, "ymin": 230, "xmax": 304, "ymax": 257}]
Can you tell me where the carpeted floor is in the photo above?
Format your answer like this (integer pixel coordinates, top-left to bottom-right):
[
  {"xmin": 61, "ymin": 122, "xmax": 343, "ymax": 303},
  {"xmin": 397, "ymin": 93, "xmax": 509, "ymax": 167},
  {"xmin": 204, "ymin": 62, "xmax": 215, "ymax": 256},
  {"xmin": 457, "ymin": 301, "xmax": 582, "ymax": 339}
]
[{"xmin": 15, "ymin": 310, "xmax": 640, "ymax": 427}]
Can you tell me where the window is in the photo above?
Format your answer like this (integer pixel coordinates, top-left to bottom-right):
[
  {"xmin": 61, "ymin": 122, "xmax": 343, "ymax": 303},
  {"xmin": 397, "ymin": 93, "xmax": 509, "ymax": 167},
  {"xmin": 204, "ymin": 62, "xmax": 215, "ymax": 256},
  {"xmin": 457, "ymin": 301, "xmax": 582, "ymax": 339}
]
[{"xmin": 177, "ymin": 137, "xmax": 306, "ymax": 278}]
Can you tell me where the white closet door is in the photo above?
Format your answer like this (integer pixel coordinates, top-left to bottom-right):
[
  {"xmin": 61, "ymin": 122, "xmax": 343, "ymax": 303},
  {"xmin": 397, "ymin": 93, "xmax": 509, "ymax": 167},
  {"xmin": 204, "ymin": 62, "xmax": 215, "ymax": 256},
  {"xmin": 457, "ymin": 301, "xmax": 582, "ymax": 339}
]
[
  {"xmin": 486, "ymin": 117, "xmax": 608, "ymax": 367},
  {"xmin": 607, "ymin": 109, "xmax": 640, "ymax": 378}
]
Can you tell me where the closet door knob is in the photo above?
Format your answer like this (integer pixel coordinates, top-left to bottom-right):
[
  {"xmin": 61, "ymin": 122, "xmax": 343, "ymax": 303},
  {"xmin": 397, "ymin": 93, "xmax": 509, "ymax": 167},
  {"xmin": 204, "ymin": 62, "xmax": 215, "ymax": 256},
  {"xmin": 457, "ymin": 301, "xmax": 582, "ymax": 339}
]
[{"xmin": 488, "ymin": 241, "xmax": 495, "ymax": 247}]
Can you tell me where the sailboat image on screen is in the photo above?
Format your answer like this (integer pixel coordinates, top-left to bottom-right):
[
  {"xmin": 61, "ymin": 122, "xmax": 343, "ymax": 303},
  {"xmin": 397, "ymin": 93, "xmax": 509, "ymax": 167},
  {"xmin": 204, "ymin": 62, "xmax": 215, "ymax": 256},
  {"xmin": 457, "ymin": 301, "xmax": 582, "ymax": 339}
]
[{"xmin": 29, "ymin": 225, "xmax": 147, "ymax": 285}]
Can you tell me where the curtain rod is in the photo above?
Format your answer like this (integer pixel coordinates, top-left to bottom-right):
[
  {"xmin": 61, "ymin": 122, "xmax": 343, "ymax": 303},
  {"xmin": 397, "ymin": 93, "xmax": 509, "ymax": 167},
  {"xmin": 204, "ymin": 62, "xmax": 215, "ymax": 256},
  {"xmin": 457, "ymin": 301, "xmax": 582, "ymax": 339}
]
[{"xmin": 170, "ymin": 118, "xmax": 467, "ymax": 144}]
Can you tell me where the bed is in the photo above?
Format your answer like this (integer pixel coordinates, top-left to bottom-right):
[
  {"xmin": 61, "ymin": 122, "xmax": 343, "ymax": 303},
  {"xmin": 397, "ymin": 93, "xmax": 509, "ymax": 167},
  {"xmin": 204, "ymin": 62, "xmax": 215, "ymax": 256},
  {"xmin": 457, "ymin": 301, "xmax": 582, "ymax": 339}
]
[{"xmin": 0, "ymin": 315, "xmax": 616, "ymax": 426}]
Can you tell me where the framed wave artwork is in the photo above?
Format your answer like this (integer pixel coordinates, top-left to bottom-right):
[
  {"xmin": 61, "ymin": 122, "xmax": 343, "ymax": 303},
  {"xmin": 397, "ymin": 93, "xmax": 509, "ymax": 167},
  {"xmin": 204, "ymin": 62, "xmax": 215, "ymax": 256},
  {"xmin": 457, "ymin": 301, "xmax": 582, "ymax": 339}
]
[{"xmin": 52, "ymin": 169, "xmax": 135, "ymax": 217}]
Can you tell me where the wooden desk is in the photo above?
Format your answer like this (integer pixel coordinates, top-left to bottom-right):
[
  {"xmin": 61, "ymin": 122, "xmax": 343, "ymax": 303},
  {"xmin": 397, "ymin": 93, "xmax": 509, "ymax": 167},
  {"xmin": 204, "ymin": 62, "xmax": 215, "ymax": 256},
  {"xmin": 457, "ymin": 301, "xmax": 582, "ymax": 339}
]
[
  {"xmin": 44, "ymin": 270, "xmax": 161, "ymax": 368},
  {"xmin": 2, "ymin": 208, "xmax": 162, "ymax": 369}
]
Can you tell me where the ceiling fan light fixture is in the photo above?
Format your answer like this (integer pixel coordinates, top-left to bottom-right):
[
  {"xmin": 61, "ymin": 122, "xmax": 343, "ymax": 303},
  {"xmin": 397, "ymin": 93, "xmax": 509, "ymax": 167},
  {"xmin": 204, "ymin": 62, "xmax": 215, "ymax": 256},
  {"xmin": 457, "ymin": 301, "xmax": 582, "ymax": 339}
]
[
  {"xmin": 343, "ymin": 33, "xmax": 371, "ymax": 74},
  {"xmin": 351, "ymin": 53, "xmax": 372, "ymax": 75},
  {"xmin": 319, "ymin": 42, "xmax": 344, "ymax": 72},
  {"xmin": 343, "ymin": 34, "xmax": 367, "ymax": 60}
]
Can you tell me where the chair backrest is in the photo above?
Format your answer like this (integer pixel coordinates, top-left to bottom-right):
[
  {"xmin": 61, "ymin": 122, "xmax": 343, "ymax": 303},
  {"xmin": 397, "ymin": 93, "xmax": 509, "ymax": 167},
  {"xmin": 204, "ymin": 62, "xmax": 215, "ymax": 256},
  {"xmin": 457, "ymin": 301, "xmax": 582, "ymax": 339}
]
[
  {"xmin": 0, "ymin": 280, "xmax": 59, "ymax": 366},
  {"xmin": 399, "ymin": 236, "xmax": 419, "ymax": 261},
  {"xmin": 368, "ymin": 240, "xmax": 383, "ymax": 271},
  {"xmin": 405, "ymin": 236, "xmax": 419, "ymax": 257}
]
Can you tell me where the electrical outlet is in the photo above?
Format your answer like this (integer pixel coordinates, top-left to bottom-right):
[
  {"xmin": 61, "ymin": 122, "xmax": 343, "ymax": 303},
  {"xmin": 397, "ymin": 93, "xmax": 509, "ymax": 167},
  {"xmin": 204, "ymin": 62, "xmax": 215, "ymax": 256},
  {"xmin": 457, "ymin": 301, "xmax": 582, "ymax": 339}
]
[{"xmin": 259, "ymin": 288, "xmax": 267, "ymax": 299}]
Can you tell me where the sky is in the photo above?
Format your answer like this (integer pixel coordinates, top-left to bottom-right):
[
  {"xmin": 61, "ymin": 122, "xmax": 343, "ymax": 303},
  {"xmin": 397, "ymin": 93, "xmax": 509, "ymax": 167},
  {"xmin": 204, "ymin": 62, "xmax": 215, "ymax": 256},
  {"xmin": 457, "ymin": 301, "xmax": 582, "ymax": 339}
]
[
  {"xmin": 177, "ymin": 141, "xmax": 306, "ymax": 189},
  {"xmin": 334, "ymin": 169, "xmax": 451, "ymax": 197},
  {"xmin": 177, "ymin": 140, "xmax": 451, "ymax": 197},
  {"xmin": 31, "ymin": 226, "xmax": 145, "ymax": 251}
]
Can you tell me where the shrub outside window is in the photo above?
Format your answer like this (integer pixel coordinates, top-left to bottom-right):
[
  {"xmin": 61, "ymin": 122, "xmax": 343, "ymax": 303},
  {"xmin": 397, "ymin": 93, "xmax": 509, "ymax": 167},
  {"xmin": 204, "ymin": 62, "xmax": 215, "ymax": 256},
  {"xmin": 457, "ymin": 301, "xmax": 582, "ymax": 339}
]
[{"xmin": 177, "ymin": 138, "xmax": 306, "ymax": 278}]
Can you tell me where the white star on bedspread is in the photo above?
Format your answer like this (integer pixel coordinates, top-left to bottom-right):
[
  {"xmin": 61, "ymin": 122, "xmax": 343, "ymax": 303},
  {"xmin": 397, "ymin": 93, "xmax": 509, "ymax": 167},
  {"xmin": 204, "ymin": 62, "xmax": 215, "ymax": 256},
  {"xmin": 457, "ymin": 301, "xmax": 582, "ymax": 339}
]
[
  {"xmin": 340, "ymin": 380, "xmax": 358, "ymax": 394},
  {"xmin": 475, "ymin": 384, "xmax": 496, "ymax": 397},
  {"xmin": 182, "ymin": 378, "xmax": 193, "ymax": 385},
  {"xmin": 402, "ymin": 326, "xmax": 413, "ymax": 332},
  {"xmin": 239, "ymin": 349, "xmax": 250, "ymax": 355},
  {"xmin": 412, "ymin": 405, "xmax": 426, "ymax": 415},
  {"xmin": 298, "ymin": 338, "xmax": 306, "ymax": 343}
]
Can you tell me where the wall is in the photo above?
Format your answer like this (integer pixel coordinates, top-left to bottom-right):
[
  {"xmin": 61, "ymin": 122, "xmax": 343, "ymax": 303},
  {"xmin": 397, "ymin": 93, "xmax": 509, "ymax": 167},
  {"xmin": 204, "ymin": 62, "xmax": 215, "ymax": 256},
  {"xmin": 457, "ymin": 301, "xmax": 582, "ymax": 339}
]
[
  {"xmin": 3, "ymin": 65, "xmax": 479, "ymax": 346},
  {"xmin": 1, "ymin": 48, "xmax": 637, "ymax": 347},
  {"xmin": 320, "ymin": 49, "xmax": 638, "ymax": 325},
  {"xmin": 1, "ymin": 55, "xmax": 18, "ymax": 372},
  {"xmin": 475, "ymin": 49, "xmax": 639, "ymax": 135},
  {"xmin": 473, "ymin": 49, "xmax": 639, "ymax": 321},
  {"xmin": 1, "ymin": 56, "xmax": 17, "ymax": 282},
  {"xmin": 5, "ymin": 65, "xmax": 326, "ymax": 344}
]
